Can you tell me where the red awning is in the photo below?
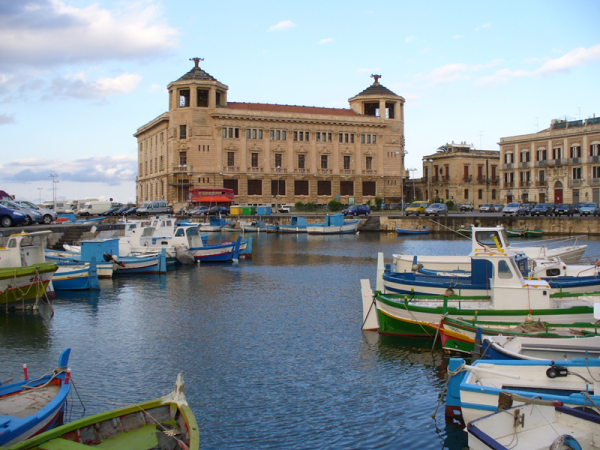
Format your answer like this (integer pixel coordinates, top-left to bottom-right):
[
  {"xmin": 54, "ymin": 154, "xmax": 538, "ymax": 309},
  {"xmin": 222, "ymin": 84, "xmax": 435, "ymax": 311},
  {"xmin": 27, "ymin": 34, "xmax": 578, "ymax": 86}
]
[{"xmin": 192, "ymin": 195, "xmax": 234, "ymax": 203}]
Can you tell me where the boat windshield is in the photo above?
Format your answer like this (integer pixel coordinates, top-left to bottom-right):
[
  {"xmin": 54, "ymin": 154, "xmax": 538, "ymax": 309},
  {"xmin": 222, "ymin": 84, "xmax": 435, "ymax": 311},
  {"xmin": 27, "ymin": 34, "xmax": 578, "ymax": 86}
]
[
  {"xmin": 475, "ymin": 230, "xmax": 505, "ymax": 249},
  {"xmin": 186, "ymin": 227, "xmax": 199, "ymax": 236}
]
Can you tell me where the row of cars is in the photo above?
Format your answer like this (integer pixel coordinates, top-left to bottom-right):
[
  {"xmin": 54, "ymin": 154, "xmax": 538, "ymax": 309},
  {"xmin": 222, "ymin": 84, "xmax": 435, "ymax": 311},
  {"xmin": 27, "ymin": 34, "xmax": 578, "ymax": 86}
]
[
  {"xmin": 500, "ymin": 202, "xmax": 600, "ymax": 217},
  {"xmin": 0, "ymin": 199, "xmax": 58, "ymax": 227}
]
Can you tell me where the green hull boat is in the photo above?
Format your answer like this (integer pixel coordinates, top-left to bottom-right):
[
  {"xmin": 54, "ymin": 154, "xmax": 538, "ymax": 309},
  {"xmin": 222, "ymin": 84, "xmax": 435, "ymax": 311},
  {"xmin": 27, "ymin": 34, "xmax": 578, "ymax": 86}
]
[
  {"xmin": 7, "ymin": 374, "xmax": 199, "ymax": 450},
  {"xmin": 0, "ymin": 263, "xmax": 58, "ymax": 306}
]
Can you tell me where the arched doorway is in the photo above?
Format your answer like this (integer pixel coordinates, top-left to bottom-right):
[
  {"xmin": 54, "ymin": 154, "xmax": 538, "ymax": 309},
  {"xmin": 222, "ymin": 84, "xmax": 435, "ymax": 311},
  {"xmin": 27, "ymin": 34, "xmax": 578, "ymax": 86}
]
[{"xmin": 554, "ymin": 181, "xmax": 563, "ymax": 203}]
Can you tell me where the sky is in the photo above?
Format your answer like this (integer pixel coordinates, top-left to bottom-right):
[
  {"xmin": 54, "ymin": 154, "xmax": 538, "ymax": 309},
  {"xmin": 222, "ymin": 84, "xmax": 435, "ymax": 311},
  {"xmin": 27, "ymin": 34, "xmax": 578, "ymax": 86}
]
[{"xmin": 1, "ymin": 0, "xmax": 599, "ymax": 204}]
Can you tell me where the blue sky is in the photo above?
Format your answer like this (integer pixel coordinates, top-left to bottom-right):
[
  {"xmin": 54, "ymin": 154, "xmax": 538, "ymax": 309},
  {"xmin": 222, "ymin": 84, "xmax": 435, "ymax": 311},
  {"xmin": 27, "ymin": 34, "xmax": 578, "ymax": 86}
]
[{"xmin": 1, "ymin": 0, "xmax": 599, "ymax": 203}]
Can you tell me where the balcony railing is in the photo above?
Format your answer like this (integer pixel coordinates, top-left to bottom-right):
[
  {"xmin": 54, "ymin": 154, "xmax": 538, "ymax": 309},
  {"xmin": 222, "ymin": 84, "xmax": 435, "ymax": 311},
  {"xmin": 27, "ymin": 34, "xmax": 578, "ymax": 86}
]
[
  {"xmin": 568, "ymin": 157, "xmax": 581, "ymax": 164},
  {"xmin": 362, "ymin": 169, "xmax": 377, "ymax": 174},
  {"xmin": 535, "ymin": 160, "xmax": 549, "ymax": 167},
  {"xmin": 490, "ymin": 177, "xmax": 499, "ymax": 184},
  {"xmin": 340, "ymin": 169, "xmax": 355, "ymax": 174},
  {"xmin": 503, "ymin": 163, "xmax": 514, "ymax": 170},
  {"xmin": 250, "ymin": 167, "xmax": 263, "ymax": 172},
  {"xmin": 504, "ymin": 181, "xmax": 515, "ymax": 188},
  {"xmin": 535, "ymin": 180, "xmax": 547, "ymax": 187},
  {"xmin": 463, "ymin": 175, "xmax": 472, "ymax": 182},
  {"xmin": 591, "ymin": 178, "xmax": 600, "ymax": 185},
  {"xmin": 518, "ymin": 162, "xmax": 530, "ymax": 168},
  {"xmin": 319, "ymin": 169, "xmax": 331, "ymax": 174},
  {"xmin": 591, "ymin": 156, "xmax": 600, "ymax": 163},
  {"xmin": 569, "ymin": 179, "xmax": 582, "ymax": 187},
  {"xmin": 294, "ymin": 168, "xmax": 309, "ymax": 173},
  {"xmin": 225, "ymin": 166, "xmax": 240, "ymax": 172},
  {"xmin": 519, "ymin": 181, "xmax": 531, "ymax": 188},
  {"xmin": 273, "ymin": 168, "xmax": 288, "ymax": 174},
  {"xmin": 173, "ymin": 165, "xmax": 188, "ymax": 173}
]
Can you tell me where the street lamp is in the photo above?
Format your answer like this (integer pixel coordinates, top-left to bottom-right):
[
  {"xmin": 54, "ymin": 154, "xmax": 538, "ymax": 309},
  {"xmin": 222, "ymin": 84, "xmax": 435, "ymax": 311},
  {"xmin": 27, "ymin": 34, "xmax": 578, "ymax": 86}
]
[
  {"xmin": 408, "ymin": 168, "xmax": 417, "ymax": 201},
  {"xmin": 37, "ymin": 188, "xmax": 43, "ymax": 204},
  {"xmin": 49, "ymin": 174, "xmax": 58, "ymax": 209},
  {"xmin": 425, "ymin": 159, "xmax": 433, "ymax": 203}
]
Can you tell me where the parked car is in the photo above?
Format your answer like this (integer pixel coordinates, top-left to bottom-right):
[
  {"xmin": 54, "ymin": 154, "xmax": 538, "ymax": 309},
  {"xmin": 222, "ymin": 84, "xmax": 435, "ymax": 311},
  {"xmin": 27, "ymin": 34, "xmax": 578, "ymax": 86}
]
[
  {"xmin": 278, "ymin": 204, "xmax": 293, "ymax": 213},
  {"xmin": 405, "ymin": 201, "xmax": 429, "ymax": 216},
  {"xmin": 554, "ymin": 204, "xmax": 576, "ymax": 216},
  {"xmin": 136, "ymin": 200, "xmax": 172, "ymax": 216},
  {"xmin": 111, "ymin": 206, "xmax": 129, "ymax": 216},
  {"xmin": 101, "ymin": 207, "xmax": 120, "ymax": 216},
  {"xmin": 574, "ymin": 203, "xmax": 584, "ymax": 214},
  {"xmin": 522, "ymin": 203, "xmax": 533, "ymax": 215},
  {"xmin": 494, "ymin": 204, "xmax": 504, "ymax": 212},
  {"xmin": 0, "ymin": 205, "xmax": 28, "ymax": 227},
  {"xmin": 190, "ymin": 206, "xmax": 210, "ymax": 216},
  {"xmin": 502, "ymin": 202, "xmax": 527, "ymax": 216},
  {"xmin": 530, "ymin": 203, "xmax": 554, "ymax": 216},
  {"xmin": 579, "ymin": 202, "xmax": 600, "ymax": 216},
  {"xmin": 208, "ymin": 206, "xmax": 230, "ymax": 216},
  {"xmin": 0, "ymin": 199, "xmax": 43, "ymax": 225},
  {"xmin": 342, "ymin": 204, "xmax": 371, "ymax": 216},
  {"xmin": 424, "ymin": 203, "xmax": 448, "ymax": 216},
  {"xmin": 123, "ymin": 207, "xmax": 138, "ymax": 216},
  {"xmin": 479, "ymin": 204, "xmax": 495, "ymax": 213},
  {"xmin": 459, "ymin": 202, "xmax": 474, "ymax": 212},
  {"xmin": 13, "ymin": 200, "xmax": 58, "ymax": 224}
]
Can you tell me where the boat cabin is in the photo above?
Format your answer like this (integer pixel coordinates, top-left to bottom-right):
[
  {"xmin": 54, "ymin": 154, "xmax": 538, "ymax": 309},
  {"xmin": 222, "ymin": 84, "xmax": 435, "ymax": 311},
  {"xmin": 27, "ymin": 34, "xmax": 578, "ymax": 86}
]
[{"xmin": 0, "ymin": 231, "xmax": 50, "ymax": 267}]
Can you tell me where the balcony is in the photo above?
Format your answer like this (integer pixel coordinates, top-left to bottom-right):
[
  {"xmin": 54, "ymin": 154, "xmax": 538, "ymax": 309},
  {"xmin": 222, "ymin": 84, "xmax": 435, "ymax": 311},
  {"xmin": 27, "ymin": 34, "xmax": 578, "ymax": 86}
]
[
  {"xmin": 319, "ymin": 169, "xmax": 331, "ymax": 174},
  {"xmin": 569, "ymin": 178, "xmax": 582, "ymax": 187},
  {"xmin": 225, "ymin": 166, "xmax": 240, "ymax": 173},
  {"xmin": 173, "ymin": 165, "xmax": 189, "ymax": 173},
  {"xmin": 519, "ymin": 181, "xmax": 531, "ymax": 188},
  {"xmin": 340, "ymin": 169, "xmax": 355, "ymax": 174},
  {"xmin": 463, "ymin": 175, "xmax": 472, "ymax": 182},
  {"xmin": 250, "ymin": 167, "xmax": 263, "ymax": 172},
  {"xmin": 591, "ymin": 156, "xmax": 600, "ymax": 163},
  {"xmin": 518, "ymin": 162, "xmax": 530, "ymax": 168},
  {"xmin": 535, "ymin": 180, "xmax": 548, "ymax": 187},
  {"xmin": 502, "ymin": 163, "xmax": 514, "ymax": 170},
  {"xmin": 504, "ymin": 181, "xmax": 515, "ymax": 188},
  {"xmin": 591, "ymin": 178, "xmax": 600, "ymax": 186},
  {"xmin": 294, "ymin": 168, "xmax": 309, "ymax": 174},
  {"xmin": 490, "ymin": 177, "xmax": 499, "ymax": 184},
  {"xmin": 535, "ymin": 160, "xmax": 549, "ymax": 167},
  {"xmin": 273, "ymin": 168, "xmax": 288, "ymax": 174},
  {"xmin": 362, "ymin": 169, "xmax": 377, "ymax": 175},
  {"xmin": 568, "ymin": 157, "xmax": 581, "ymax": 164}
]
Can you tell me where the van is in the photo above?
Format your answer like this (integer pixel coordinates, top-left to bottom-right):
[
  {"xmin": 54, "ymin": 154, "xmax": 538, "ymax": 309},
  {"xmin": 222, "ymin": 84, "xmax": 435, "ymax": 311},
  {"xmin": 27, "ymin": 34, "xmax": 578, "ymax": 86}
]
[
  {"xmin": 79, "ymin": 201, "xmax": 113, "ymax": 216},
  {"xmin": 136, "ymin": 200, "xmax": 172, "ymax": 216}
]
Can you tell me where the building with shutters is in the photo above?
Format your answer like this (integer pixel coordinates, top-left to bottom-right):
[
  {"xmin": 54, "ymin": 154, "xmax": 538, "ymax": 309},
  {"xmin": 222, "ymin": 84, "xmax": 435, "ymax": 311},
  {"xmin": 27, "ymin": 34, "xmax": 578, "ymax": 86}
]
[
  {"xmin": 134, "ymin": 59, "xmax": 407, "ymax": 209},
  {"xmin": 499, "ymin": 117, "xmax": 600, "ymax": 205}
]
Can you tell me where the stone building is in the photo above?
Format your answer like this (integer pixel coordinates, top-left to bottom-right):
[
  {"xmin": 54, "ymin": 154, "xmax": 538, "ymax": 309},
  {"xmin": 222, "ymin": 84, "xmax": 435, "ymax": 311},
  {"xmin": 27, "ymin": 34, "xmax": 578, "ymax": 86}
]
[
  {"xmin": 134, "ymin": 60, "xmax": 407, "ymax": 209},
  {"xmin": 499, "ymin": 117, "xmax": 600, "ymax": 205},
  {"xmin": 411, "ymin": 142, "xmax": 499, "ymax": 207}
]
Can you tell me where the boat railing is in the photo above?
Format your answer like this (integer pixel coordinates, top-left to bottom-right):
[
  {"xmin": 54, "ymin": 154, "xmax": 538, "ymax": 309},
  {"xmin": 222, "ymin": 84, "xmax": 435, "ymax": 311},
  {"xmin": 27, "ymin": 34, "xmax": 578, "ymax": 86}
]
[{"xmin": 509, "ymin": 234, "xmax": 587, "ymax": 249}]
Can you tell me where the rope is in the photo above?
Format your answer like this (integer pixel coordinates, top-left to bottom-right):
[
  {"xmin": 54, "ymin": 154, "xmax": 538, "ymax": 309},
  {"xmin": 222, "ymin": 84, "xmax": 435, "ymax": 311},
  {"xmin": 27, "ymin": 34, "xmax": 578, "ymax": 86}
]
[
  {"xmin": 361, "ymin": 294, "xmax": 377, "ymax": 330},
  {"xmin": 22, "ymin": 367, "xmax": 67, "ymax": 391},
  {"xmin": 431, "ymin": 360, "xmax": 466, "ymax": 418},
  {"xmin": 431, "ymin": 312, "xmax": 448, "ymax": 352},
  {"xmin": 427, "ymin": 218, "xmax": 471, "ymax": 239}
]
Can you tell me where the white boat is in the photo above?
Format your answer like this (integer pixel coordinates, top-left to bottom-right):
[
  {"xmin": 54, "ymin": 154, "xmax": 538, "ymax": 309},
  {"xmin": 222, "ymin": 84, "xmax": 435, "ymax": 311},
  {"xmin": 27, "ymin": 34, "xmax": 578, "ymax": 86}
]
[
  {"xmin": 480, "ymin": 334, "xmax": 600, "ymax": 361},
  {"xmin": 392, "ymin": 226, "xmax": 588, "ymax": 272},
  {"xmin": 306, "ymin": 213, "xmax": 360, "ymax": 235},
  {"xmin": 468, "ymin": 398, "xmax": 600, "ymax": 450},
  {"xmin": 446, "ymin": 357, "xmax": 600, "ymax": 425}
]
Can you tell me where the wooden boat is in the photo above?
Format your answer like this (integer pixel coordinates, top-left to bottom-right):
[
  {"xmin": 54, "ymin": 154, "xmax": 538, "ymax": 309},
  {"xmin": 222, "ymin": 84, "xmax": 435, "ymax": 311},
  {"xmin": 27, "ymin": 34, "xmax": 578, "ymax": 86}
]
[
  {"xmin": 468, "ymin": 399, "xmax": 600, "ymax": 450},
  {"xmin": 525, "ymin": 228, "xmax": 543, "ymax": 237},
  {"xmin": 0, "ymin": 349, "xmax": 71, "ymax": 447},
  {"xmin": 7, "ymin": 373, "xmax": 199, "ymax": 450},
  {"xmin": 445, "ymin": 357, "xmax": 600, "ymax": 424},
  {"xmin": 240, "ymin": 220, "xmax": 277, "ymax": 233},
  {"xmin": 360, "ymin": 252, "xmax": 599, "ymax": 339},
  {"xmin": 198, "ymin": 216, "xmax": 227, "ymax": 232},
  {"xmin": 306, "ymin": 213, "xmax": 360, "ymax": 235},
  {"xmin": 0, "ymin": 231, "xmax": 58, "ymax": 307},
  {"xmin": 52, "ymin": 261, "xmax": 100, "ymax": 291},
  {"xmin": 392, "ymin": 226, "xmax": 587, "ymax": 270},
  {"xmin": 439, "ymin": 315, "xmax": 600, "ymax": 354},
  {"xmin": 456, "ymin": 227, "xmax": 471, "ymax": 234},
  {"xmin": 506, "ymin": 229, "xmax": 525, "ymax": 237},
  {"xmin": 279, "ymin": 216, "xmax": 309, "ymax": 233},
  {"xmin": 396, "ymin": 227, "xmax": 430, "ymax": 235},
  {"xmin": 479, "ymin": 334, "xmax": 600, "ymax": 361}
]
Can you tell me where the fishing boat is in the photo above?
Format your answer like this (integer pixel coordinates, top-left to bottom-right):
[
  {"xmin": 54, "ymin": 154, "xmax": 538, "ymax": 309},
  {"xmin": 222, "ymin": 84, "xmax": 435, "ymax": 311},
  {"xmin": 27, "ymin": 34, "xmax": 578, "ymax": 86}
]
[
  {"xmin": 6, "ymin": 373, "xmax": 199, "ymax": 450},
  {"xmin": 457, "ymin": 227, "xmax": 471, "ymax": 234},
  {"xmin": 198, "ymin": 216, "xmax": 227, "ymax": 232},
  {"xmin": 396, "ymin": 227, "xmax": 430, "ymax": 235},
  {"xmin": 525, "ymin": 228, "xmax": 543, "ymax": 237},
  {"xmin": 0, "ymin": 231, "xmax": 58, "ymax": 307},
  {"xmin": 279, "ymin": 216, "xmax": 309, "ymax": 233},
  {"xmin": 478, "ymin": 334, "xmax": 600, "ymax": 361},
  {"xmin": 391, "ymin": 226, "xmax": 587, "ymax": 271},
  {"xmin": 360, "ymin": 251, "xmax": 599, "ymax": 339},
  {"xmin": 445, "ymin": 357, "xmax": 600, "ymax": 424},
  {"xmin": 506, "ymin": 229, "xmax": 525, "ymax": 237},
  {"xmin": 439, "ymin": 315, "xmax": 600, "ymax": 354},
  {"xmin": 240, "ymin": 220, "xmax": 277, "ymax": 232},
  {"xmin": 168, "ymin": 224, "xmax": 242, "ymax": 262},
  {"xmin": 306, "ymin": 213, "xmax": 360, "ymax": 235},
  {"xmin": 468, "ymin": 399, "xmax": 600, "ymax": 450},
  {"xmin": 0, "ymin": 349, "xmax": 72, "ymax": 447},
  {"xmin": 52, "ymin": 260, "xmax": 100, "ymax": 291}
]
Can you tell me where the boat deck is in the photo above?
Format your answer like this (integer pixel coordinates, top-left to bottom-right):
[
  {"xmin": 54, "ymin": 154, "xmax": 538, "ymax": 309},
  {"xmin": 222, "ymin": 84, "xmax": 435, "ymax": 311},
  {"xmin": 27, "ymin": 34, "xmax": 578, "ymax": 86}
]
[{"xmin": 0, "ymin": 385, "xmax": 60, "ymax": 418}]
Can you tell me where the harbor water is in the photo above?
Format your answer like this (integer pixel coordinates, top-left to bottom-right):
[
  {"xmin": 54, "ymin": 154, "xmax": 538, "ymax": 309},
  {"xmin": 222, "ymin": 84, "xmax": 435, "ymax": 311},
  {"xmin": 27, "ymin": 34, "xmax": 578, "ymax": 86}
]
[{"xmin": 1, "ymin": 232, "xmax": 599, "ymax": 449}]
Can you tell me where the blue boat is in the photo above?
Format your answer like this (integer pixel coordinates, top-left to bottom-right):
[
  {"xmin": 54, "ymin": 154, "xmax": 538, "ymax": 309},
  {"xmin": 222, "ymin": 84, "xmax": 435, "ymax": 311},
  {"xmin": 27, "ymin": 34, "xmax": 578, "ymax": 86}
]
[
  {"xmin": 396, "ymin": 227, "xmax": 430, "ymax": 235},
  {"xmin": 279, "ymin": 216, "xmax": 309, "ymax": 233},
  {"xmin": 52, "ymin": 259, "xmax": 100, "ymax": 290},
  {"xmin": 0, "ymin": 349, "xmax": 72, "ymax": 447},
  {"xmin": 306, "ymin": 214, "xmax": 360, "ymax": 235}
]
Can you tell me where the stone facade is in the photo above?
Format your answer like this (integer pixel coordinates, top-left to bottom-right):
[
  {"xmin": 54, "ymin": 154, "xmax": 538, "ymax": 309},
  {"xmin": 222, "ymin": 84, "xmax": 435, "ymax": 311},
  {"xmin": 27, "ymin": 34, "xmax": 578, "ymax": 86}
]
[
  {"xmin": 134, "ymin": 62, "xmax": 406, "ymax": 209},
  {"xmin": 499, "ymin": 117, "xmax": 600, "ymax": 205},
  {"xmin": 410, "ymin": 142, "xmax": 499, "ymax": 207}
]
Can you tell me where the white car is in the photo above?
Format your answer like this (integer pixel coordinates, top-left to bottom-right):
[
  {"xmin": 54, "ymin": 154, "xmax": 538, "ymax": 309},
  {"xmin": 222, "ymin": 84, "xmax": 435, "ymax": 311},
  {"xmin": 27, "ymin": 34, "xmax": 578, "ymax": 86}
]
[
  {"xmin": 278, "ymin": 204, "xmax": 292, "ymax": 213},
  {"xmin": 424, "ymin": 203, "xmax": 448, "ymax": 216}
]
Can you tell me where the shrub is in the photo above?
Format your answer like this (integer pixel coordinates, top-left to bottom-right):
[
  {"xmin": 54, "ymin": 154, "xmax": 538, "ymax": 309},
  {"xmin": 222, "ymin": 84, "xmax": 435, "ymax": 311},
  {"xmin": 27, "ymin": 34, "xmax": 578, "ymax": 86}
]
[
  {"xmin": 328, "ymin": 200, "xmax": 344, "ymax": 212},
  {"xmin": 446, "ymin": 200, "xmax": 455, "ymax": 210},
  {"xmin": 374, "ymin": 197, "xmax": 383, "ymax": 211},
  {"xmin": 295, "ymin": 201, "xmax": 305, "ymax": 211}
]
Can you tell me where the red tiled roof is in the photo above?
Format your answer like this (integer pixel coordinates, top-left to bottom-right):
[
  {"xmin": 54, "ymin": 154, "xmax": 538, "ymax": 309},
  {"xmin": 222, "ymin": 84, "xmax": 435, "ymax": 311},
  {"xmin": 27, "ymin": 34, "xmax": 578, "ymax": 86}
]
[{"xmin": 226, "ymin": 102, "xmax": 359, "ymax": 117}]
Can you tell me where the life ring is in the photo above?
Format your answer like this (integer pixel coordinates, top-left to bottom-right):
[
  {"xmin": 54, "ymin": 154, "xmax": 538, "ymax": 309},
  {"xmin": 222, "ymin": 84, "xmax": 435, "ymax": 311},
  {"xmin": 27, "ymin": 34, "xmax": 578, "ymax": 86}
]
[{"xmin": 550, "ymin": 434, "xmax": 582, "ymax": 450}]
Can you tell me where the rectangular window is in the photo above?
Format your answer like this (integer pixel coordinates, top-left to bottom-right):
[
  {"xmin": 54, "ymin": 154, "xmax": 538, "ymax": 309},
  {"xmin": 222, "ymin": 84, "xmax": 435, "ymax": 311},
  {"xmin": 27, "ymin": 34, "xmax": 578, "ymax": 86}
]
[
  {"xmin": 246, "ymin": 129, "xmax": 251, "ymax": 139},
  {"xmin": 271, "ymin": 179, "xmax": 286, "ymax": 196},
  {"xmin": 252, "ymin": 129, "xmax": 257, "ymax": 140},
  {"xmin": 317, "ymin": 180, "xmax": 332, "ymax": 196},
  {"xmin": 251, "ymin": 153, "xmax": 258, "ymax": 168},
  {"xmin": 223, "ymin": 179, "xmax": 238, "ymax": 195},
  {"xmin": 553, "ymin": 147, "xmax": 562, "ymax": 160},
  {"xmin": 197, "ymin": 89, "xmax": 209, "ymax": 107},
  {"xmin": 492, "ymin": 190, "xmax": 496, "ymax": 200},
  {"xmin": 385, "ymin": 102, "xmax": 395, "ymax": 119},
  {"xmin": 316, "ymin": 132, "xmax": 321, "ymax": 142},
  {"xmin": 295, "ymin": 180, "xmax": 309, "ymax": 195},
  {"xmin": 570, "ymin": 146, "xmax": 581, "ymax": 158},
  {"xmin": 539, "ymin": 170, "xmax": 545, "ymax": 182},
  {"xmin": 328, "ymin": 132, "xmax": 332, "ymax": 142},
  {"xmin": 179, "ymin": 125, "xmax": 187, "ymax": 139},
  {"xmin": 298, "ymin": 154, "xmax": 305, "ymax": 169},
  {"xmin": 227, "ymin": 152, "xmax": 234, "ymax": 167},
  {"xmin": 340, "ymin": 181, "xmax": 354, "ymax": 196},
  {"xmin": 294, "ymin": 131, "xmax": 298, "ymax": 141},
  {"xmin": 179, "ymin": 89, "xmax": 190, "ymax": 107},
  {"xmin": 350, "ymin": 134, "xmax": 354, "ymax": 144},
  {"xmin": 223, "ymin": 128, "xmax": 228, "ymax": 138},
  {"xmin": 361, "ymin": 134, "xmax": 365, "ymax": 144},
  {"xmin": 362, "ymin": 181, "xmax": 376, "ymax": 196},
  {"xmin": 366, "ymin": 156, "xmax": 373, "ymax": 170},
  {"xmin": 247, "ymin": 180, "xmax": 262, "ymax": 195},
  {"xmin": 593, "ymin": 166, "xmax": 600, "ymax": 178},
  {"xmin": 591, "ymin": 144, "xmax": 600, "ymax": 157},
  {"xmin": 276, "ymin": 130, "xmax": 281, "ymax": 140},
  {"xmin": 339, "ymin": 133, "xmax": 343, "ymax": 143},
  {"xmin": 321, "ymin": 155, "xmax": 328, "ymax": 169},
  {"xmin": 271, "ymin": 130, "xmax": 274, "ymax": 140},
  {"xmin": 259, "ymin": 130, "xmax": 263, "ymax": 139},
  {"xmin": 464, "ymin": 189, "xmax": 470, "ymax": 199},
  {"xmin": 573, "ymin": 167, "xmax": 582, "ymax": 179},
  {"xmin": 344, "ymin": 155, "xmax": 351, "ymax": 170},
  {"xmin": 179, "ymin": 152, "xmax": 187, "ymax": 166},
  {"xmin": 275, "ymin": 154, "xmax": 282, "ymax": 168},
  {"xmin": 478, "ymin": 189, "xmax": 483, "ymax": 200}
]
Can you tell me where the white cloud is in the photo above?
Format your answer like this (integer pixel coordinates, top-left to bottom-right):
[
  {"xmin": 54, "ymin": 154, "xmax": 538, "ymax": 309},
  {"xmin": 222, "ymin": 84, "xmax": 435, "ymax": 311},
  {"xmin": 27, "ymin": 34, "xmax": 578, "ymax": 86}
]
[
  {"xmin": 319, "ymin": 38, "xmax": 334, "ymax": 45},
  {"xmin": 0, "ymin": 0, "xmax": 179, "ymax": 71},
  {"xmin": 405, "ymin": 36, "xmax": 416, "ymax": 43},
  {"xmin": 46, "ymin": 72, "xmax": 142, "ymax": 99},
  {"xmin": 419, "ymin": 48, "xmax": 431, "ymax": 55},
  {"xmin": 268, "ymin": 20, "xmax": 296, "ymax": 32},
  {"xmin": 476, "ymin": 23, "xmax": 491, "ymax": 31}
]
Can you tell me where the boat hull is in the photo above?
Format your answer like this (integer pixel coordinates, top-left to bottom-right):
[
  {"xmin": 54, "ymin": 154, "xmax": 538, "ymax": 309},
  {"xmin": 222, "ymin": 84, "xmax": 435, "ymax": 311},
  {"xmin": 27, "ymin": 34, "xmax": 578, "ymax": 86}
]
[
  {"xmin": 306, "ymin": 221, "xmax": 360, "ymax": 235},
  {"xmin": 0, "ymin": 263, "xmax": 57, "ymax": 306},
  {"xmin": 52, "ymin": 264, "xmax": 100, "ymax": 291}
]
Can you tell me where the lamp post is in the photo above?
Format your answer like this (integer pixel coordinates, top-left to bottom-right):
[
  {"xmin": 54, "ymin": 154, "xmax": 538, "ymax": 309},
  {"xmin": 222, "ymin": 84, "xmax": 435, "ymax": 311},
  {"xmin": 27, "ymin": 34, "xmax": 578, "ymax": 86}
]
[
  {"xmin": 49, "ymin": 174, "xmax": 58, "ymax": 209},
  {"xmin": 407, "ymin": 168, "xmax": 417, "ymax": 201},
  {"xmin": 37, "ymin": 188, "xmax": 43, "ymax": 205}
]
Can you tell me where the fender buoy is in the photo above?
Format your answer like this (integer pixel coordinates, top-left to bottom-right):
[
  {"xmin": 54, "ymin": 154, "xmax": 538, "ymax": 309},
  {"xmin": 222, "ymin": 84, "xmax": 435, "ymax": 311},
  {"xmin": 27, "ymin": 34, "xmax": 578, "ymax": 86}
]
[{"xmin": 550, "ymin": 434, "xmax": 582, "ymax": 450}]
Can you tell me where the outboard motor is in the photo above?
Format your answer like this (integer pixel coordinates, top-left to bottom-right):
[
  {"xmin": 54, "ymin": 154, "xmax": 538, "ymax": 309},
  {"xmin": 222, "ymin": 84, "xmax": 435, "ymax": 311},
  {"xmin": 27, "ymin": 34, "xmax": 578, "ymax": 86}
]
[{"xmin": 103, "ymin": 252, "xmax": 113, "ymax": 262}]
